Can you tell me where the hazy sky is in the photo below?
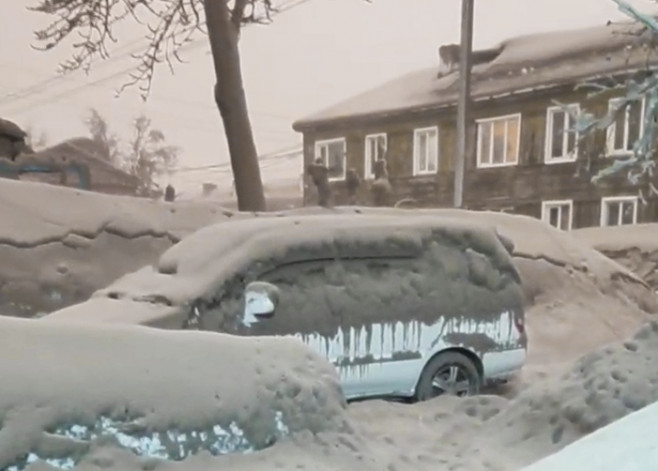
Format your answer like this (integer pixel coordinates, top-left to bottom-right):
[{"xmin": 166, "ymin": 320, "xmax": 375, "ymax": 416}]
[{"xmin": 0, "ymin": 0, "xmax": 652, "ymax": 194}]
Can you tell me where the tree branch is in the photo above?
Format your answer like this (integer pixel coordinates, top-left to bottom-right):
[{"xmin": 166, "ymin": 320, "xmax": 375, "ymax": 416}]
[
  {"xmin": 232, "ymin": 0, "xmax": 249, "ymax": 30},
  {"xmin": 29, "ymin": 0, "xmax": 289, "ymax": 100}
]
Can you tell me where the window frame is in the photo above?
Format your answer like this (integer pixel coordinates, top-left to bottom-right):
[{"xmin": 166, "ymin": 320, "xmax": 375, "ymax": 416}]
[
  {"xmin": 606, "ymin": 97, "xmax": 645, "ymax": 157},
  {"xmin": 364, "ymin": 133, "xmax": 388, "ymax": 180},
  {"xmin": 412, "ymin": 126, "xmax": 439, "ymax": 176},
  {"xmin": 476, "ymin": 113, "xmax": 522, "ymax": 168},
  {"xmin": 314, "ymin": 137, "xmax": 347, "ymax": 181},
  {"xmin": 545, "ymin": 104, "xmax": 580, "ymax": 164},
  {"xmin": 600, "ymin": 195, "xmax": 639, "ymax": 227},
  {"xmin": 541, "ymin": 199, "xmax": 574, "ymax": 231}
]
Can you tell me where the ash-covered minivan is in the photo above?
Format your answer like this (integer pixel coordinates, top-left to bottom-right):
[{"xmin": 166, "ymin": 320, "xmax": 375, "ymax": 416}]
[{"xmin": 45, "ymin": 212, "xmax": 527, "ymax": 401}]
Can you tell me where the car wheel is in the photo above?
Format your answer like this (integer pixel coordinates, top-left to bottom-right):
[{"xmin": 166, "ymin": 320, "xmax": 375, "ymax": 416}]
[{"xmin": 415, "ymin": 351, "xmax": 481, "ymax": 401}]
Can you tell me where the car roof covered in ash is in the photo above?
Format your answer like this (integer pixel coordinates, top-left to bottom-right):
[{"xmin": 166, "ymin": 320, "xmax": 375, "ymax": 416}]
[{"xmin": 91, "ymin": 212, "xmax": 518, "ymax": 308}]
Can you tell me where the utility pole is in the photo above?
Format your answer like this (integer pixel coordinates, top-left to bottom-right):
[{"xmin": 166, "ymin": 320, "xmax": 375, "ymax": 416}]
[{"xmin": 453, "ymin": 0, "xmax": 475, "ymax": 208}]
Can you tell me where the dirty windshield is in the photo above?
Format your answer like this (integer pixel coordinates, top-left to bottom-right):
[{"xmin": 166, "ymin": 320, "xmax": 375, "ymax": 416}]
[{"xmin": 1, "ymin": 0, "xmax": 658, "ymax": 470}]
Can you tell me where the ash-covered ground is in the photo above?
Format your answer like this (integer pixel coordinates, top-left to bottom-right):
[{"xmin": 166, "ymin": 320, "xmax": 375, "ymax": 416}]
[{"xmin": 0, "ymin": 180, "xmax": 656, "ymax": 470}]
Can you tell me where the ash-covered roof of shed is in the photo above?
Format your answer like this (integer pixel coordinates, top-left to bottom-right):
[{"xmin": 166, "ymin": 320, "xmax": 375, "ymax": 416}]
[{"xmin": 293, "ymin": 21, "xmax": 654, "ymax": 129}]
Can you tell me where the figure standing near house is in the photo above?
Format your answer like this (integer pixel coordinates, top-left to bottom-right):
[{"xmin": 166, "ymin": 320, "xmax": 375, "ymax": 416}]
[
  {"xmin": 371, "ymin": 158, "xmax": 392, "ymax": 207},
  {"xmin": 164, "ymin": 184, "xmax": 176, "ymax": 202},
  {"xmin": 307, "ymin": 158, "xmax": 331, "ymax": 207}
]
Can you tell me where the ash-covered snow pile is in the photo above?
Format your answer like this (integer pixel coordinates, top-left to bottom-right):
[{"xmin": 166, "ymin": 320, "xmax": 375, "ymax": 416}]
[
  {"xmin": 519, "ymin": 394, "xmax": 658, "ymax": 471},
  {"xmin": 0, "ymin": 178, "xmax": 235, "ymax": 317},
  {"xmin": 575, "ymin": 223, "xmax": 658, "ymax": 290},
  {"xmin": 0, "ymin": 317, "xmax": 348, "ymax": 470},
  {"xmin": 476, "ymin": 320, "xmax": 658, "ymax": 469}
]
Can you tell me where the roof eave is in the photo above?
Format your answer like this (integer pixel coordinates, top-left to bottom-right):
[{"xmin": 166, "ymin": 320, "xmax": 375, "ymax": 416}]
[{"xmin": 293, "ymin": 66, "xmax": 657, "ymax": 133}]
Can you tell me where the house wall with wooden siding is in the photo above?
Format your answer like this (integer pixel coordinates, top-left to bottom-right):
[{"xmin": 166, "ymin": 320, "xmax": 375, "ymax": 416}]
[{"xmin": 301, "ymin": 84, "xmax": 657, "ymax": 229}]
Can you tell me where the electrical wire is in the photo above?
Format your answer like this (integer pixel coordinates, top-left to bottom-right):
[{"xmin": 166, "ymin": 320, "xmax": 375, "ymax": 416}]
[{"xmin": 0, "ymin": 0, "xmax": 313, "ymax": 111}]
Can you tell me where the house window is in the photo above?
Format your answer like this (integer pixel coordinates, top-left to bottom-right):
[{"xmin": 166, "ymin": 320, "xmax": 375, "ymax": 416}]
[
  {"xmin": 600, "ymin": 196, "xmax": 638, "ymax": 226},
  {"xmin": 541, "ymin": 200, "xmax": 573, "ymax": 231},
  {"xmin": 476, "ymin": 114, "xmax": 521, "ymax": 167},
  {"xmin": 364, "ymin": 133, "xmax": 387, "ymax": 180},
  {"xmin": 315, "ymin": 138, "xmax": 346, "ymax": 180},
  {"xmin": 413, "ymin": 127, "xmax": 439, "ymax": 175},
  {"xmin": 606, "ymin": 98, "xmax": 644, "ymax": 155},
  {"xmin": 545, "ymin": 104, "xmax": 579, "ymax": 163}
]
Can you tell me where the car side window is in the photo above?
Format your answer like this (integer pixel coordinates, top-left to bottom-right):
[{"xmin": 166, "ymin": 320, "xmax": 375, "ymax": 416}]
[
  {"xmin": 250, "ymin": 240, "xmax": 518, "ymax": 335},
  {"xmin": 250, "ymin": 258, "xmax": 343, "ymax": 338},
  {"xmin": 245, "ymin": 256, "xmax": 421, "ymax": 338}
]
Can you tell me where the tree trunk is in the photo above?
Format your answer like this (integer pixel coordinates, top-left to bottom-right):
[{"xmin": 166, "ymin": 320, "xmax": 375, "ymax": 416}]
[{"xmin": 203, "ymin": 0, "xmax": 266, "ymax": 212}]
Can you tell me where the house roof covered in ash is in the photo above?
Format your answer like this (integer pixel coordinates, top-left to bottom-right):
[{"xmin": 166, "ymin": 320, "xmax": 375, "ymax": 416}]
[
  {"xmin": 293, "ymin": 21, "xmax": 656, "ymax": 130},
  {"xmin": 32, "ymin": 137, "xmax": 139, "ymax": 185}
]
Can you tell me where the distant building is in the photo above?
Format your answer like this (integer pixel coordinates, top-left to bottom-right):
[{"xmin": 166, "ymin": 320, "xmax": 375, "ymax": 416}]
[
  {"xmin": 293, "ymin": 22, "xmax": 658, "ymax": 229},
  {"xmin": 1, "ymin": 136, "xmax": 139, "ymax": 196}
]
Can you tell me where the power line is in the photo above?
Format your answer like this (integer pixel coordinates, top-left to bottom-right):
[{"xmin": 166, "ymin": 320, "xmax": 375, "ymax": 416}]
[
  {"xmin": 0, "ymin": 66, "xmax": 297, "ymax": 128},
  {"xmin": 170, "ymin": 143, "xmax": 302, "ymax": 174},
  {"xmin": 0, "ymin": 35, "xmax": 151, "ymax": 106},
  {"xmin": 0, "ymin": 0, "xmax": 313, "ymax": 112}
]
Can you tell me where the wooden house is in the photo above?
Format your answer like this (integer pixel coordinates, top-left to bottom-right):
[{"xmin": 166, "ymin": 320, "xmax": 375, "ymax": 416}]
[{"xmin": 292, "ymin": 22, "xmax": 658, "ymax": 229}]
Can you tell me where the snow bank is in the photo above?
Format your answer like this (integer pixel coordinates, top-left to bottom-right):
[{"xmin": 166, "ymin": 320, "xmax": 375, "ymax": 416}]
[
  {"xmin": 478, "ymin": 320, "xmax": 658, "ymax": 468},
  {"xmin": 0, "ymin": 316, "xmax": 347, "ymax": 470},
  {"xmin": 0, "ymin": 178, "xmax": 236, "ymax": 317},
  {"xmin": 576, "ymin": 223, "xmax": 658, "ymax": 290}
]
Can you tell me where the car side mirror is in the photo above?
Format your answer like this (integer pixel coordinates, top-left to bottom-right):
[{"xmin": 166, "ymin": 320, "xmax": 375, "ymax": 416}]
[{"xmin": 242, "ymin": 281, "xmax": 280, "ymax": 327}]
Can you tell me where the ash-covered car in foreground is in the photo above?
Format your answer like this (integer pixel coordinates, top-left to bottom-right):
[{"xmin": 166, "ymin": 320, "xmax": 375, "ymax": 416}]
[{"xmin": 46, "ymin": 213, "xmax": 528, "ymax": 401}]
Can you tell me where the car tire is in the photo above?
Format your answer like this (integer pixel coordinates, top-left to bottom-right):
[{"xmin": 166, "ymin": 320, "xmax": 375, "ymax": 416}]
[{"xmin": 415, "ymin": 351, "xmax": 481, "ymax": 401}]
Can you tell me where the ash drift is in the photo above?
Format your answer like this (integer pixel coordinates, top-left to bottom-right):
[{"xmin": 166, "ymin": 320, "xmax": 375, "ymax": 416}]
[{"xmin": 47, "ymin": 213, "xmax": 527, "ymax": 400}]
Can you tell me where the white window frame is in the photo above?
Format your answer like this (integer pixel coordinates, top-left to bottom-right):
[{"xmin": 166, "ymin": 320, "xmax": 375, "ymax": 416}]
[
  {"xmin": 314, "ymin": 137, "xmax": 347, "ymax": 181},
  {"xmin": 541, "ymin": 199, "xmax": 574, "ymax": 231},
  {"xmin": 412, "ymin": 126, "xmax": 439, "ymax": 176},
  {"xmin": 545, "ymin": 104, "xmax": 580, "ymax": 164},
  {"xmin": 606, "ymin": 97, "xmax": 645, "ymax": 157},
  {"xmin": 476, "ymin": 113, "xmax": 522, "ymax": 168},
  {"xmin": 600, "ymin": 196, "xmax": 639, "ymax": 227},
  {"xmin": 364, "ymin": 133, "xmax": 387, "ymax": 180}
]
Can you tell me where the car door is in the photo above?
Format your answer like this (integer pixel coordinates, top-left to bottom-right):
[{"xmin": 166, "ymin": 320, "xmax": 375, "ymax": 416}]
[{"xmin": 235, "ymin": 254, "xmax": 430, "ymax": 399}]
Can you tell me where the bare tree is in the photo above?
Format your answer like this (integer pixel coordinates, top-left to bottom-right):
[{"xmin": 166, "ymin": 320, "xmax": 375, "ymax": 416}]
[
  {"xmin": 567, "ymin": 0, "xmax": 658, "ymax": 200},
  {"xmin": 28, "ymin": 0, "xmax": 283, "ymax": 211},
  {"xmin": 82, "ymin": 109, "xmax": 179, "ymax": 195},
  {"xmin": 84, "ymin": 108, "xmax": 121, "ymax": 164},
  {"xmin": 125, "ymin": 114, "xmax": 180, "ymax": 196}
]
